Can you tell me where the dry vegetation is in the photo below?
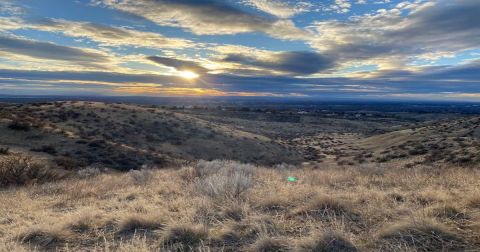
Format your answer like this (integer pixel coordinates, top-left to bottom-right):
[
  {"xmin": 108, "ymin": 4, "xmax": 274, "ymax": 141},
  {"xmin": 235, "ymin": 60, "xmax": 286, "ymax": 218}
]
[
  {"xmin": 2, "ymin": 101, "xmax": 480, "ymax": 251},
  {"xmin": 1, "ymin": 159, "xmax": 480, "ymax": 251}
]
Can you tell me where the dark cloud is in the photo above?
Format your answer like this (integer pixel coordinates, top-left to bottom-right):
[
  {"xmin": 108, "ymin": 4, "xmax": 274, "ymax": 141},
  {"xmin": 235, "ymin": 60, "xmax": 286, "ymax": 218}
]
[
  {"xmin": 308, "ymin": 1, "xmax": 480, "ymax": 66},
  {"xmin": 222, "ymin": 51, "xmax": 335, "ymax": 75},
  {"xmin": 387, "ymin": 0, "xmax": 480, "ymax": 50},
  {"xmin": 378, "ymin": 60, "xmax": 480, "ymax": 83},
  {"xmin": 331, "ymin": 43, "xmax": 415, "ymax": 61},
  {"xmin": 0, "ymin": 35, "xmax": 110, "ymax": 66},
  {"xmin": 147, "ymin": 56, "xmax": 207, "ymax": 73}
]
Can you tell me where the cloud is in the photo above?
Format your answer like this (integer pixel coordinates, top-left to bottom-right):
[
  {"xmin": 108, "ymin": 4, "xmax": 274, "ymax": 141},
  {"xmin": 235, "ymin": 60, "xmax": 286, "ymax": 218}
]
[
  {"xmin": 0, "ymin": 17, "xmax": 193, "ymax": 49},
  {"xmin": 146, "ymin": 56, "xmax": 208, "ymax": 73},
  {"xmin": 30, "ymin": 18, "xmax": 194, "ymax": 49},
  {"xmin": 0, "ymin": 69, "xmax": 182, "ymax": 86},
  {"xmin": 0, "ymin": 35, "xmax": 111, "ymax": 67},
  {"xmin": 387, "ymin": 0, "xmax": 480, "ymax": 51},
  {"xmin": 221, "ymin": 51, "xmax": 335, "ymax": 75},
  {"xmin": 0, "ymin": 17, "xmax": 24, "ymax": 31},
  {"xmin": 0, "ymin": 0, "xmax": 25, "ymax": 15},
  {"xmin": 241, "ymin": 0, "xmax": 313, "ymax": 18},
  {"xmin": 98, "ymin": 0, "xmax": 307, "ymax": 39},
  {"xmin": 324, "ymin": 0, "xmax": 352, "ymax": 13},
  {"xmin": 306, "ymin": 0, "xmax": 480, "ymax": 71},
  {"xmin": 383, "ymin": 60, "xmax": 480, "ymax": 82}
]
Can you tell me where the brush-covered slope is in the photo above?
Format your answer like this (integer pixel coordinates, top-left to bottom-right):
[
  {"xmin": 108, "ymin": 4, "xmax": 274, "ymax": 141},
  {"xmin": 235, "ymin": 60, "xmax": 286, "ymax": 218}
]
[
  {"xmin": 0, "ymin": 101, "xmax": 303, "ymax": 170},
  {"xmin": 359, "ymin": 116, "xmax": 480, "ymax": 165}
]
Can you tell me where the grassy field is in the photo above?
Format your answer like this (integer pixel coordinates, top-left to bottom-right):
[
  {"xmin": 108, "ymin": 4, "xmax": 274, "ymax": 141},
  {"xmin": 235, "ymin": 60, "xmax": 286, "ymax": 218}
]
[{"xmin": 1, "ymin": 159, "xmax": 480, "ymax": 251}]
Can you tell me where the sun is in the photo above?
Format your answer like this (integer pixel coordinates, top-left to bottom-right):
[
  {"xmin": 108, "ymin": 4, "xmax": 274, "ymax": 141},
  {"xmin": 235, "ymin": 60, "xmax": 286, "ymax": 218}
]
[{"xmin": 179, "ymin": 70, "xmax": 199, "ymax": 79}]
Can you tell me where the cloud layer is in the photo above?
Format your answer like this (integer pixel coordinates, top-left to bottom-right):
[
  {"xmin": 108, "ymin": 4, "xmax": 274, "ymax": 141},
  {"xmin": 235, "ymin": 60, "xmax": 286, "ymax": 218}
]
[
  {"xmin": 0, "ymin": 35, "xmax": 111, "ymax": 67},
  {"xmin": 0, "ymin": 0, "xmax": 479, "ymax": 100},
  {"xmin": 98, "ymin": 0, "xmax": 307, "ymax": 39}
]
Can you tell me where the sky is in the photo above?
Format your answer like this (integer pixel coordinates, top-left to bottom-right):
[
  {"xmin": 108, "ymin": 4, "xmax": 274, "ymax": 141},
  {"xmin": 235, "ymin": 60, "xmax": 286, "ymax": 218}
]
[{"xmin": 0, "ymin": 0, "xmax": 479, "ymax": 101}]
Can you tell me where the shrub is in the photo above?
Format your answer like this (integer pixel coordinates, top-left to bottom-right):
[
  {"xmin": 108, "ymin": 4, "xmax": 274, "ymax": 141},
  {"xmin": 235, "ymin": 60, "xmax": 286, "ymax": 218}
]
[
  {"xmin": 128, "ymin": 169, "xmax": 153, "ymax": 186},
  {"xmin": 298, "ymin": 232, "xmax": 357, "ymax": 252},
  {"xmin": 54, "ymin": 156, "xmax": 85, "ymax": 170},
  {"xmin": 31, "ymin": 145, "xmax": 57, "ymax": 155},
  {"xmin": 88, "ymin": 140, "xmax": 106, "ymax": 148},
  {"xmin": 0, "ymin": 154, "xmax": 59, "ymax": 187},
  {"xmin": 0, "ymin": 147, "xmax": 9, "ymax": 155},
  {"xmin": 8, "ymin": 120, "xmax": 31, "ymax": 131},
  {"xmin": 408, "ymin": 146, "xmax": 428, "ymax": 156},
  {"xmin": 77, "ymin": 166, "xmax": 101, "ymax": 178},
  {"xmin": 193, "ymin": 160, "xmax": 255, "ymax": 201},
  {"xmin": 378, "ymin": 219, "xmax": 463, "ymax": 251},
  {"xmin": 274, "ymin": 163, "xmax": 296, "ymax": 170}
]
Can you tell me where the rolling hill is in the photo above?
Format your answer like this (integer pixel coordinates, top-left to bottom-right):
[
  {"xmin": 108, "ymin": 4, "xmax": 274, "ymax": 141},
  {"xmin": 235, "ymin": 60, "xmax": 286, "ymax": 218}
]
[{"xmin": 0, "ymin": 101, "xmax": 303, "ymax": 171}]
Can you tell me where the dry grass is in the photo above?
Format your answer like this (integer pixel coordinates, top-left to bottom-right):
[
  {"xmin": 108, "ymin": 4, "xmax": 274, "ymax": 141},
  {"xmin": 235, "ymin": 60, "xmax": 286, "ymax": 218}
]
[
  {"xmin": 161, "ymin": 225, "xmax": 207, "ymax": 250},
  {"xmin": 117, "ymin": 214, "xmax": 166, "ymax": 237},
  {"xmin": 467, "ymin": 195, "xmax": 480, "ymax": 209},
  {"xmin": 1, "ymin": 160, "xmax": 480, "ymax": 251},
  {"xmin": 250, "ymin": 236, "xmax": 290, "ymax": 251},
  {"xmin": 298, "ymin": 231, "xmax": 357, "ymax": 252},
  {"xmin": 377, "ymin": 218, "xmax": 464, "ymax": 251},
  {"xmin": 290, "ymin": 196, "xmax": 359, "ymax": 222},
  {"xmin": 19, "ymin": 228, "xmax": 70, "ymax": 250}
]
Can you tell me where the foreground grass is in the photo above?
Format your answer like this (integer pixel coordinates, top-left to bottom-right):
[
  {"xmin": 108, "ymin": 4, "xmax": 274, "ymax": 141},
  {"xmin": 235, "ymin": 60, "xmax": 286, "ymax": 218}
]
[{"xmin": 1, "ymin": 161, "xmax": 480, "ymax": 251}]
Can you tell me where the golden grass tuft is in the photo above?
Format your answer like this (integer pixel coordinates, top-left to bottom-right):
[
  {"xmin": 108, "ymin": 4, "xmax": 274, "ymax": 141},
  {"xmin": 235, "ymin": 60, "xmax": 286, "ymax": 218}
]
[
  {"xmin": 19, "ymin": 228, "xmax": 70, "ymax": 250},
  {"xmin": 66, "ymin": 213, "xmax": 112, "ymax": 234},
  {"xmin": 194, "ymin": 200, "xmax": 246, "ymax": 224},
  {"xmin": 210, "ymin": 226, "xmax": 241, "ymax": 247},
  {"xmin": 161, "ymin": 225, "xmax": 207, "ymax": 249},
  {"xmin": 378, "ymin": 218, "xmax": 464, "ymax": 251},
  {"xmin": 428, "ymin": 204, "xmax": 469, "ymax": 223},
  {"xmin": 291, "ymin": 196, "xmax": 359, "ymax": 221},
  {"xmin": 466, "ymin": 195, "xmax": 480, "ymax": 209},
  {"xmin": 255, "ymin": 195, "xmax": 293, "ymax": 212},
  {"xmin": 250, "ymin": 236, "xmax": 290, "ymax": 252},
  {"xmin": 117, "ymin": 215, "xmax": 166, "ymax": 238},
  {"xmin": 298, "ymin": 231, "xmax": 357, "ymax": 252}
]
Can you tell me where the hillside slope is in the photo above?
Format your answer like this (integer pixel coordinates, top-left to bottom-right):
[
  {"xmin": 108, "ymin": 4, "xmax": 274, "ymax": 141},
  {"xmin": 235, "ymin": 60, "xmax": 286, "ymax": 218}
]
[
  {"xmin": 358, "ymin": 116, "xmax": 480, "ymax": 165},
  {"xmin": 0, "ymin": 101, "xmax": 303, "ymax": 170}
]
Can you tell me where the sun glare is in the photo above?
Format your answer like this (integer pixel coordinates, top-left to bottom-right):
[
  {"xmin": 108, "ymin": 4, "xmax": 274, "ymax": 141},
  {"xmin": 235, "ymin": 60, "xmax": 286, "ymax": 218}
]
[{"xmin": 179, "ymin": 71, "xmax": 199, "ymax": 79}]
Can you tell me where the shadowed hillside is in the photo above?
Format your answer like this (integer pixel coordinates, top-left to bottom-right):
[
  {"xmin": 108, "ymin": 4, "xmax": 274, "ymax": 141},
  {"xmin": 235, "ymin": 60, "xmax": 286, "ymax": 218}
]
[{"xmin": 0, "ymin": 101, "xmax": 303, "ymax": 171}]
